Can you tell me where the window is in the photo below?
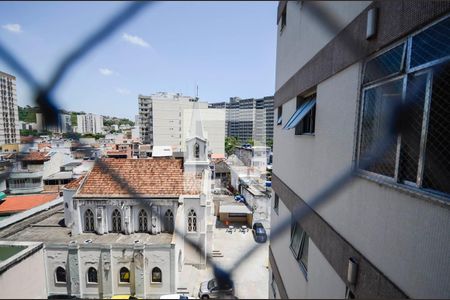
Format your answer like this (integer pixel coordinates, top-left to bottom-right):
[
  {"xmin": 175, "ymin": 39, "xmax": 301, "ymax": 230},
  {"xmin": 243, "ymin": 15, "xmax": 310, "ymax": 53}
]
[
  {"xmin": 283, "ymin": 94, "xmax": 316, "ymax": 135},
  {"xmin": 358, "ymin": 16, "xmax": 450, "ymax": 197},
  {"xmin": 228, "ymin": 213, "xmax": 248, "ymax": 218},
  {"xmin": 280, "ymin": 4, "xmax": 287, "ymax": 32},
  {"xmin": 187, "ymin": 209, "xmax": 197, "ymax": 232},
  {"xmin": 164, "ymin": 209, "xmax": 174, "ymax": 233},
  {"xmin": 84, "ymin": 209, "xmax": 94, "ymax": 232},
  {"xmin": 277, "ymin": 106, "xmax": 283, "ymax": 125},
  {"xmin": 271, "ymin": 273, "xmax": 278, "ymax": 299},
  {"xmin": 151, "ymin": 267, "xmax": 162, "ymax": 283},
  {"xmin": 290, "ymin": 221, "xmax": 309, "ymax": 276},
  {"xmin": 194, "ymin": 143, "xmax": 200, "ymax": 159},
  {"xmin": 87, "ymin": 267, "xmax": 98, "ymax": 284},
  {"xmin": 112, "ymin": 209, "xmax": 122, "ymax": 233},
  {"xmin": 295, "ymin": 94, "xmax": 316, "ymax": 135},
  {"xmin": 55, "ymin": 266, "xmax": 66, "ymax": 283},
  {"xmin": 138, "ymin": 209, "xmax": 148, "ymax": 232},
  {"xmin": 119, "ymin": 267, "xmax": 130, "ymax": 283},
  {"xmin": 274, "ymin": 194, "xmax": 279, "ymax": 215}
]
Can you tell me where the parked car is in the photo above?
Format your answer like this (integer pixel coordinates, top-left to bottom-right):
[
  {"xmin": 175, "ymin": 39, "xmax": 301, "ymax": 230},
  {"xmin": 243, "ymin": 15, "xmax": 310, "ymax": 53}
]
[
  {"xmin": 252, "ymin": 222, "xmax": 267, "ymax": 243},
  {"xmin": 198, "ymin": 279, "xmax": 234, "ymax": 299},
  {"xmin": 234, "ymin": 194, "xmax": 246, "ymax": 203}
]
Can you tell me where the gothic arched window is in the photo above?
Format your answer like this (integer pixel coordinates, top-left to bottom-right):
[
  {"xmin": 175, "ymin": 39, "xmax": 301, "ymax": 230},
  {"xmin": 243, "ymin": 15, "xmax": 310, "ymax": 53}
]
[
  {"xmin": 187, "ymin": 209, "xmax": 197, "ymax": 232},
  {"xmin": 119, "ymin": 267, "xmax": 130, "ymax": 283},
  {"xmin": 87, "ymin": 267, "xmax": 98, "ymax": 284},
  {"xmin": 151, "ymin": 267, "xmax": 162, "ymax": 283},
  {"xmin": 112, "ymin": 209, "xmax": 122, "ymax": 233},
  {"xmin": 164, "ymin": 209, "xmax": 174, "ymax": 233},
  {"xmin": 84, "ymin": 209, "xmax": 94, "ymax": 232},
  {"xmin": 138, "ymin": 209, "xmax": 148, "ymax": 232},
  {"xmin": 194, "ymin": 143, "xmax": 200, "ymax": 159},
  {"xmin": 55, "ymin": 266, "xmax": 66, "ymax": 283}
]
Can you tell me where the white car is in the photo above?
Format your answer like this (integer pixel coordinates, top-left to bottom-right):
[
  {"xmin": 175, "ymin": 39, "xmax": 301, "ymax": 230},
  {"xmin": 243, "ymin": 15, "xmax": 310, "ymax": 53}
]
[{"xmin": 160, "ymin": 294, "xmax": 195, "ymax": 299}]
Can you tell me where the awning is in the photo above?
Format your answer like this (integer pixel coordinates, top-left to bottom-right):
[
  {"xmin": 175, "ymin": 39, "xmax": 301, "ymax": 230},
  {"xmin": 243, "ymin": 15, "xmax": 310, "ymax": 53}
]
[{"xmin": 283, "ymin": 98, "xmax": 316, "ymax": 130}]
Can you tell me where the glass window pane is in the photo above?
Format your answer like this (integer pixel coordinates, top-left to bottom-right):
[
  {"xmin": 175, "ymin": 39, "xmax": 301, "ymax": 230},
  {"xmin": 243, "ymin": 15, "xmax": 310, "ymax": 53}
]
[
  {"xmin": 364, "ymin": 44, "xmax": 404, "ymax": 84},
  {"xmin": 422, "ymin": 62, "xmax": 450, "ymax": 195},
  {"xmin": 300, "ymin": 235, "xmax": 309, "ymax": 270},
  {"xmin": 410, "ymin": 17, "xmax": 450, "ymax": 68},
  {"xmin": 290, "ymin": 223, "xmax": 303, "ymax": 257},
  {"xmin": 359, "ymin": 79, "xmax": 403, "ymax": 177},
  {"xmin": 399, "ymin": 73, "xmax": 428, "ymax": 183}
]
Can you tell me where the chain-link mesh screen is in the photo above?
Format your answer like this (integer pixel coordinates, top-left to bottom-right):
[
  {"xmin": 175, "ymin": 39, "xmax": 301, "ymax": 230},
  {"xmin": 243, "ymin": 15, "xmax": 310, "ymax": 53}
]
[{"xmin": 0, "ymin": 2, "xmax": 449, "ymax": 299}]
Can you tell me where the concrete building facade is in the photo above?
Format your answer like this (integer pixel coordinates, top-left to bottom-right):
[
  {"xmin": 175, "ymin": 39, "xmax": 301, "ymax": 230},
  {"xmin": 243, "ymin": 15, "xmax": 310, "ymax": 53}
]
[
  {"xmin": 270, "ymin": 1, "xmax": 450, "ymax": 299},
  {"xmin": 76, "ymin": 113, "xmax": 104, "ymax": 135},
  {"xmin": 138, "ymin": 92, "xmax": 225, "ymax": 154},
  {"xmin": 0, "ymin": 71, "xmax": 20, "ymax": 145}
]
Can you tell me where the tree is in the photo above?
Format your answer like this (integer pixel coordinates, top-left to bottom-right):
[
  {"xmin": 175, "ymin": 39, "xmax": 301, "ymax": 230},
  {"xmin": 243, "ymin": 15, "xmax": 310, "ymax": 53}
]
[
  {"xmin": 225, "ymin": 136, "xmax": 239, "ymax": 156},
  {"xmin": 266, "ymin": 139, "xmax": 273, "ymax": 149},
  {"xmin": 246, "ymin": 139, "xmax": 255, "ymax": 146}
]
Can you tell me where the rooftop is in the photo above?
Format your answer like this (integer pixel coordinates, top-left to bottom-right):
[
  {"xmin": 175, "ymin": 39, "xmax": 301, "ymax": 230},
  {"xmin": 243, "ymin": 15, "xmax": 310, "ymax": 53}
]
[
  {"xmin": 76, "ymin": 158, "xmax": 202, "ymax": 197},
  {"xmin": 4, "ymin": 212, "xmax": 173, "ymax": 245},
  {"xmin": 64, "ymin": 175, "xmax": 85, "ymax": 190},
  {"xmin": 0, "ymin": 193, "xmax": 59, "ymax": 214},
  {"xmin": 21, "ymin": 152, "xmax": 50, "ymax": 162}
]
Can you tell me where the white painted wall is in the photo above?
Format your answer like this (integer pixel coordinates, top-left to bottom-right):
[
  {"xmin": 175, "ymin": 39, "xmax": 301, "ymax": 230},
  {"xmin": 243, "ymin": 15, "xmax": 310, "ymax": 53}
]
[
  {"xmin": 275, "ymin": 1, "xmax": 371, "ymax": 90},
  {"xmin": 270, "ymin": 195, "xmax": 346, "ymax": 298},
  {"xmin": 273, "ymin": 62, "xmax": 450, "ymax": 297},
  {"xmin": 0, "ymin": 247, "xmax": 48, "ymax": 299}
]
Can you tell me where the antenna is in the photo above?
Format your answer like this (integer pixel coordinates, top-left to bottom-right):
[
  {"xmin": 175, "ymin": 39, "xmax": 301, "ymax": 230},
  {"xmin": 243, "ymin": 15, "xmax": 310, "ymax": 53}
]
[{"xmin": 196, "ymin": 84, "xmax": 199, "ymax": 99}]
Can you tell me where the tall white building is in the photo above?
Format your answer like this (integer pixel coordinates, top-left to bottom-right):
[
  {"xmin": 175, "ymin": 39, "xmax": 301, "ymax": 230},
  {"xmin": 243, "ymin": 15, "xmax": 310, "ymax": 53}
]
[
  {"xmin": 76, "ymin": 113, "xmax": 104, "ymax": 134},
  {"xmin": 36, "ymin": 112, "xmax": 72, "ymax": 133},
  {"xmin": 139, "ymin": 92, "xmax": 225, "ymax": 154},
  {"xmin": 270, "ymin": 1, "xmax": 450, "ymax": 299},
  {"xmin": 0, "ymin": 71, "xmax": 20, "ymax": 145}
]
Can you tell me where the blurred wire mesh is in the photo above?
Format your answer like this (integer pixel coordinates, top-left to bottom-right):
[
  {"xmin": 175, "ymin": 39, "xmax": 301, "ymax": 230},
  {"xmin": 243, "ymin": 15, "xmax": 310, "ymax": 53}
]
[{"xmin": 0, "ymin": 1, "xmax": 449, "ymax": 298}]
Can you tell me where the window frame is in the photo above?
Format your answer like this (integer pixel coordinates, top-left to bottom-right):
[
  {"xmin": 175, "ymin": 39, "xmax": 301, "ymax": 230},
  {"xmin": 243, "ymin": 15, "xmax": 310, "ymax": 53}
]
[
  {"xmin": 55, "ymin": 266, "xmax": 67, "ymax": 284},
  {"xmin": 112, "ymin": 209, "xmax": 122, "ymax": 233},
  {"xmin": 187, "ymin": 209, "xmax": 197, "ymax": 232},
  {"xmin": 86, "ymin": 267, "xmax": 98, "ymax": 285},
  {"xmin": 294, "ymin": 93, "xmax": 317, "ymax": 136},
  {"xmin": 84, "ymin": 209, "xmax": 95, "ymax": 232},
  {"xmin": 356, "ymin": 15, "xmax": 450, "ymax": 201},
  {"xmin": 289, "ymin": 221, "xmax": 309, "ymax": 278},
  {"xmin": 273, "ymin": 194, "xmax": 279, "ymax": 215},
  {"xmin": 151, "ymin": 267, "xmax": 162, "ymax": 284},
  {"xmin": 119, "ymin": 267, "xmax": 131, "ymax": 284}
]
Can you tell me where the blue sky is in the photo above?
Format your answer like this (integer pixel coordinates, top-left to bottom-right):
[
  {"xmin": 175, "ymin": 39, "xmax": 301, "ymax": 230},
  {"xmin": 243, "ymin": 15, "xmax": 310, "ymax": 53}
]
[{"xmin": 0, "ymin": 1, "xmax": 277, "ymax": 120}]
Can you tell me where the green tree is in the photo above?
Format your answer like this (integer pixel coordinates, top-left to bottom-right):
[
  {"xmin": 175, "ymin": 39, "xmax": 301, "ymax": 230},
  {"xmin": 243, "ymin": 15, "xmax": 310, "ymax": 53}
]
[
  {"xmin": 246, "ymin": 139, "xmax": 255, "ymax": 146},
  {"xmin": 266, "ymin": 139, "xmax": 273, "ymax": 149},
  {"xmin": 225, "ymin": 136, "xmax": 239, "ymax": 156}
]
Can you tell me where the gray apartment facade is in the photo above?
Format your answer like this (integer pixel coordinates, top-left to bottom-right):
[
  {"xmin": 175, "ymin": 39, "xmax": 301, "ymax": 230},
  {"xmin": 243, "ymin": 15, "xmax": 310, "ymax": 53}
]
[
  {"xmin": 210, "ymin": 96, "xmax": 274, "ymax": 145},
  {"xmin": 0, "ymin": 71, "xmax": 20, "ymax": 145},
  {"xmin": 270, "ymin": 1, "xmax": 450, "ymax": 299}
]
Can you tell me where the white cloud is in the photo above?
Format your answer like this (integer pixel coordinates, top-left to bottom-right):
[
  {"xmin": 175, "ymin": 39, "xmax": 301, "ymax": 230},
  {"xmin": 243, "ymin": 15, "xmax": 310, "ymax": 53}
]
[
  {"xmin": 99, "ymin": 68, "xmax": 115, "ymax": 76},
  {"xmin": 116, "ymin": 88, "xmax": 131, "ymax": 95},
  {"xmin": 122, "ymin": 33, "xmax": 150, "ymax": 48},
  {"xmin": 2, "ymin": 23, "xmax": 22, "ymax": 33}
]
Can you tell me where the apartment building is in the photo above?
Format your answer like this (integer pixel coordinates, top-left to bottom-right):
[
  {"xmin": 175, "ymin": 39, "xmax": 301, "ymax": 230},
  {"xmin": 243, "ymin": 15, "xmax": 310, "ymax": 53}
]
[
  {"xmin": 0, "ymin": 71, "xmax": 20, "ymax": 145},
  {"xmin": 270, "ymin": 1, "xmax": 450, "ymax": 299},
  {"xmin": 36, "ymin": 112, "xmax": 72, "ymax": 133},
  {"xmin": 138, "ymin": 92, "xmax": 225, "ymax": 154},
  {"xmin": 76, "ymin": 113, "xmax": 104, "ymax": 134},
  {"xmin": 210, "ymin": 96, "xmax": 274, "ymax": 145}
]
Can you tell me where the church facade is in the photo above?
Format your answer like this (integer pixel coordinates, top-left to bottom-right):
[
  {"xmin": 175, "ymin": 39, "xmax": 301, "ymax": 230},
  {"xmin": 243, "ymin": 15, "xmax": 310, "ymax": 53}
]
[{"xmin": 45, "ymin": 116, "xmax": 215, "ymax": 298}]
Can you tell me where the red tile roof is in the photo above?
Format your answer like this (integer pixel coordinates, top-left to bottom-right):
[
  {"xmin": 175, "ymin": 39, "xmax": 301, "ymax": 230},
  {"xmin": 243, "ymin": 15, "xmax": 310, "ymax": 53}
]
[
  {"xmin": 38, "ymin": 143, "xmax": 52, "ymax": 150},
  {"xmin": 64, "ymin": 175, "xmax": 85, "ymax": 190},
  {"xmin": 77, "ymin": 158, "xmax": 202, "ymax": 197},
  {"xmin": 0, "ymin": 193, "xmax": 59, "ymax": 214},
  {"xmin": 22, "ymin": 151, "xmax": 50, "ymax": 162}
]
